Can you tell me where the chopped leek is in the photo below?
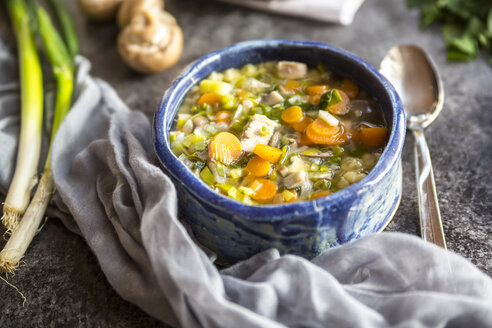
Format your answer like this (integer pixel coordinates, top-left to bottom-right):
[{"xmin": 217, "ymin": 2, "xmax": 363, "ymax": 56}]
[
  {"xmin": 260, "ymin": 125, "xmax": 271, "ymax": 136},
  {"xmin": 238, "ymin": 186, "xmax": 254, "ymax": 196},
  {"xmin": 220, "ymin": 94, "xmax": 236, "ymax": 109},
  {"xmin": 282, "ymin": 190, "xmax": 296, "ymax": 202},
  {"xmin": 199, "ymin": 79, "xmax": 232, "ymax": 95},
  {"xmin": 200, "ymin": 167, "xmax": 215, "ymax": 185},
  {"xmin": 278, "ymin": 145, "xmax": 289, "ymax": 164},
  {"xmin": 332, "ymin": 146, "xmax": 344, "ymax": 156},
  {"xmin": 229, "ymin": 168, "xmax": 245, "ymax": 179}
]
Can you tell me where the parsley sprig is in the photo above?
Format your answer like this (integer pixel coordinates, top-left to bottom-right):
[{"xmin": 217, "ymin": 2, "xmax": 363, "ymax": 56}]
[{"xmin": 408, "ymin": 0, "xmax": 492, "ymax": 64}]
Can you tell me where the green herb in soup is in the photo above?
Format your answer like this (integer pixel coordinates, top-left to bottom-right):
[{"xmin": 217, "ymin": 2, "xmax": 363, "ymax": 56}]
[{"xmin": 169, "ymin": 61, "xmax": 387, "ymax": 205}]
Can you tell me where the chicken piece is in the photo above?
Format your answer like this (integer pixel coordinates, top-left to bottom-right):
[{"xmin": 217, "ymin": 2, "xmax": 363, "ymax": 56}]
[
  {"xmin": 277, "ymin": 61, "xmax": 307, "ymax": 79},
  {"xmin": 283, "ymin": 171, "xmax": 307, "ymax": 189},
  {"xmin": 240, "ymin": 114, "xmax": 278, "ymax": 152},
  {"xmin": 262, "ymin": 91, "xmax": 284, "ymax": 106},
  {"xmin": 241, "ymin": 78, "xmax": 270, "ymax": 93}
]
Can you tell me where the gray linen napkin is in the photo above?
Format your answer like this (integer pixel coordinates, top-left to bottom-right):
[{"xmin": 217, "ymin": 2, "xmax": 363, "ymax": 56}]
[
  {"xmin": 215, "ymin": 0, "xmax": 365, "ymax": 25},
  {"xmin": 1, "ymin": 49, "xmax": 492, "ymax": 327}
]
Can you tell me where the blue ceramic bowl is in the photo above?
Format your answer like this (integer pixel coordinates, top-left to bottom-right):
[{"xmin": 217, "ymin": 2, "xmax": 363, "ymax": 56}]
[{"xmin": 154, "ymin": 40, "xmax": 405, "ymax": 265}]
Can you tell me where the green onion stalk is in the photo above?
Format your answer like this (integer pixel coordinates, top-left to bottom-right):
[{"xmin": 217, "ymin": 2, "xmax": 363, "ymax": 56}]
[
  {"xmin": 47, "ymin": 0, "xmax": 79, "ymax": 58},
  {"xmin": 0, "ymin": 4, "xmax": 75, "ymax": 274},
  {"xmin": 1, "ymin": 0, "xmax": 44, "ymax": 232}
]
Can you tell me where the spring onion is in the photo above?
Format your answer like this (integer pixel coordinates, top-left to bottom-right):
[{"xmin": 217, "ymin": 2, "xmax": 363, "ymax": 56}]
[
  {"xmin": 1, "ymin": 0, "xmax": 44, "ymax": 232},
  {"xmin": 0, "ymin": 2, "xmax": 75, "ymax": 274},
  {"xmin": 47, "ymin": 0, "xmax": 78, "ymax": 58}
]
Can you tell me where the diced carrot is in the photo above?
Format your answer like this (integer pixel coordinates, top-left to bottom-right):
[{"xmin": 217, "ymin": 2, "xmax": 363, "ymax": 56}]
[
  {"xmin": 237, "ymin": 89, "xmax": 247, "ymax": 96},
  {"xmin": 310, "ymin": 190, "xmax": 332, "ymax": 200},
  {"xmin": 291, "ymin": 116, "xmax": 313, "ymax": 133},
  {"xmin": 326, "ymin": 89, "xmax": 350, "ymax": 115},
  {"xmin": 306, "ymin": 84, "xmax": 330, "ymax": 96},
  {"xmin": 360, "ymin": 126, "xmax": 387, "ymax": 148},
  {"xmin": 248, "ymin": 178, "xmax": 277, "ymax": 202},
  {"xmin": 208, "ymin": 132, "xmax": 242, "ymax": 164},
  {"xmin": 215, "ymin": 110, "xmax": 232, "ymax": 123},
  {"xmin": 338, "ymin": 79, "xmax": 359, "ymax": 99},
  {"xmin": 246, "ymin": 157, "xmax": 272, "ymax": 177},
  {"xmin": 253, "ymin": 144, "xmax": 283, "ymax": 163},
  {"xmin": 281, "ymin": 105, "xmax": 304, "ymax": 124},
  {"xmin": 310, "ymin": 118, "xmax": 341, "ymax": 136},
  {"xmin": 198, "ymin": 92, "xmax": 222, "ymax": 106},
  {"xmin": 284, "ymin": 80, "xmax": 300, "ymax": 92},
  {"xmin": 306, "ymin": 120, "xmax": 346, "ymax": 145}
]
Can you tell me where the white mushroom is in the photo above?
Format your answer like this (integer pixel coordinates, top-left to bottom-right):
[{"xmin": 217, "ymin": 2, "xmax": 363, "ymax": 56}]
[
  {"xmin": 118, "ymin": 0, "xmax": 164, "ymax": 28},
  {"xmin": 283, "ymin": 171, "xmax": 307, "ymax": 189},
  {"xmin": 262, "ymin": 91, "xmax": 284, "ymax": 106},
  {"xmin": 117, "ymin": 10, "xmax": 183, "ymax": 73},
  {"xmin": 78, "ymin": 0, "xmax": 123, "ymax": 22}
]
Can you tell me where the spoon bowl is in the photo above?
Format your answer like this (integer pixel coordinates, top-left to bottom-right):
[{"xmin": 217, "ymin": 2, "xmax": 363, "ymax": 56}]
[
  {"xmin": 380, "ymin": 45, "xmax": 444, "ymax": 129},
  {"xmin": 380, "ymin": 44, "xmax": 446, "ymax": 248}
]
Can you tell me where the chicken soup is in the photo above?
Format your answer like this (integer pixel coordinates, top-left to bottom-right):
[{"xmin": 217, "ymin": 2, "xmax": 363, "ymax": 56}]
[{"xmin": 169, "ymin": 61, "xmax": 387, "ymax": 204}]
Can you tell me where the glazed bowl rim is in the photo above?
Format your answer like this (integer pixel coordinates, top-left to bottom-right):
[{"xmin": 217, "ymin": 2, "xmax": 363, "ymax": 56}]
[{"xmin": 153, "ymin": 39, "xmax": 405, "ymax": 222}]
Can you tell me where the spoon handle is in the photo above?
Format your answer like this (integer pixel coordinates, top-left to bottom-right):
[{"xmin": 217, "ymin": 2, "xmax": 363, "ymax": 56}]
[{"xmin": 412, "ymin": 128, "xmax": 446, "ymax": 248}]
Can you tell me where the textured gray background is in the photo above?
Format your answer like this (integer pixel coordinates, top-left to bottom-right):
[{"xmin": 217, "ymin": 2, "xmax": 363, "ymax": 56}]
[{"xmin": 0, "ymin": 0, "xmax": 491, "ymax": 327}]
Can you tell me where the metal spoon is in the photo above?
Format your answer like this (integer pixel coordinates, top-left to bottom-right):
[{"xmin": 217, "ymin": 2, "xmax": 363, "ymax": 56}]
[{"xmin": 380, "ymin": 44, "xmax": 446, "ymax": 248}]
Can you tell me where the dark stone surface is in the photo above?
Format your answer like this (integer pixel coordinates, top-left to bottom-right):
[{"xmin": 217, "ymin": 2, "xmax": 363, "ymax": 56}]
[{"xmin": 1, "ymin": 0, "xmax": 491, "ymax": 327}]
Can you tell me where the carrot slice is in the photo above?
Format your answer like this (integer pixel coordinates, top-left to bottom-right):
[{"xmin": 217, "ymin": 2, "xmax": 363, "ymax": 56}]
[
  {"xmin": 310, "ymin": 118, "xmax": 341, "ymax": 136},
  {"xmin": 253, "ymin": 144, "xmax": 283, "ymax": 163},
  {"xmin": 291, "ymin": 116, "xmax": 313, "ymax": 133},
  {"xmin": 285, "ymin": 80, "xmax": 300, "ymax": 92},
  {"xmin": 326, "ymin": 89, "xmax": 350, "ymax": 115},
  {"xmin": 208, "ymin": 132, "xmax": 242, "ymax": 164},
  {"xmin": 310, "ymin": 190, "xmax": 332, "ymax": 200},
  {"xmin": 299, "ymin": 133, "xmax": 314, "ymax": 146},
  {"xmin": 198, "ymin": 92, "xmax": 222, "ymax": 106},
  {"xmin": 338, "ymin": 79, "xmax": 359, "ymax": 99},
  {"xmin": 360, "ymin": 127, "xmax": 387, "ymax": 148},
  {"xmin": 248, "ymin": 178, "xmax": 277, "ymax": 202},
  {"xmin": 306, "ymin": 121, "xmax": 346, "ymax": 145},
  {"xmin": 215, "ymin": 110, "xmax": 231, "ymax": 123},
  {"xmin": 246, "ymin": 157, "xmax": 272, "ymax": 177},
  {"xmin": 281, "ymin": 105, "xmax": 304, "ymax": 124},
  {"xmin": 306, "ymin": 84, "xmax": 330, "ymax": 96}
]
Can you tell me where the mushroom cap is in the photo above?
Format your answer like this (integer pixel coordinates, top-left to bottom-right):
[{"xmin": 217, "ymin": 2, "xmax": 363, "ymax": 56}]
[
  {"xmin": 117, "ymin": 10, "xmax": 183, "ymax": 74},
  {"xmin": 118, "ymin": 0, "xmax": 165, "ymax": 29},
  {"xmin": 78, "ymin": 0, "xmax": 123, "ymax": 22}
]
